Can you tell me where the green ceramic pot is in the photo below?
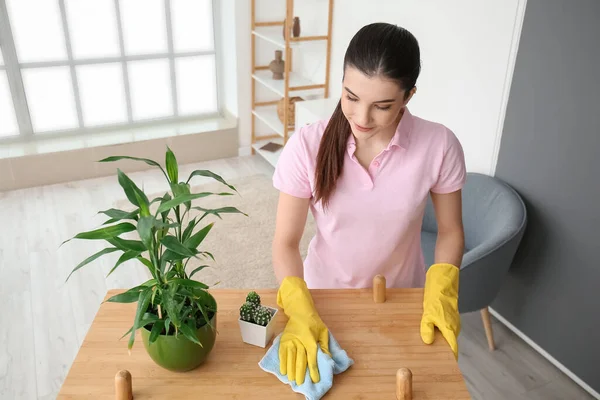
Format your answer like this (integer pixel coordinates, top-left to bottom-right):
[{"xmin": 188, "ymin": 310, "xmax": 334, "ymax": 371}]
[{"xmin": 140, "ymin": 302, "xmax": 217, "ymax": 372}]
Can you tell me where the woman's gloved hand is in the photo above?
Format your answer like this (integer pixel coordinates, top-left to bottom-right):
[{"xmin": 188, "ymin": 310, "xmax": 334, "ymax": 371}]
[
  {"xmin": 420, "ymin": 263, "xmax": 461, "ymax": 359},
  {"xmin": 276, "ymin": 276, "xmax": 331, "ymax": 385}
]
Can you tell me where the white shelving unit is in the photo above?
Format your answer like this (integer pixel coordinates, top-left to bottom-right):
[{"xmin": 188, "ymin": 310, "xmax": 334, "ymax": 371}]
[
  {"xmin": 251, "ymin": 137, "xmax": 285, "ymax": 167},
  {"xmin": 250, "ymin": 0, "xmax": 334, "ymax": 167},
  {"xmin": 251, "ymin": 70, "xmax": 323, "ymax": 99},
  {"xmin": 252, "ymin": 105, "xmax": 284, "ymax": 137}
]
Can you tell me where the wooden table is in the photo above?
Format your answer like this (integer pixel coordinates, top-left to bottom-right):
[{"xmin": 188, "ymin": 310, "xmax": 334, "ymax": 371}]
[{"xmin": 58, "ymin": 285, "xmax": 470, "ymax": 399}]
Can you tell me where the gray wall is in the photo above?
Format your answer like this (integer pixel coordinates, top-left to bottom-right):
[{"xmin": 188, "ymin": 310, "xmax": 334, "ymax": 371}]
[{"xmin": 492, "ymin": 0, "xmax": 600, "ymax": 393}]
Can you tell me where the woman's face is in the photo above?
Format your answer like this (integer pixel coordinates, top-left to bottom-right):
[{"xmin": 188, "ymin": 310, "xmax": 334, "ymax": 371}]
[{"xmin": 341, "ymin": 66, "xmax": 413, "ymax": 141}]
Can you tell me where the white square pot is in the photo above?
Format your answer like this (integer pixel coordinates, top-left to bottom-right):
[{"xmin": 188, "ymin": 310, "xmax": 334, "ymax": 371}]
[{"xmin": 238, "ymin": 306, "xmax": 278, "ymax": 348}]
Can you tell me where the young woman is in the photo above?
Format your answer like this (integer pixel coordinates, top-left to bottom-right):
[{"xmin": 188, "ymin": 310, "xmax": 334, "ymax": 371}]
[{"xmin": 272, "ymin": 22, "xmax": 465, "ymax": 385}]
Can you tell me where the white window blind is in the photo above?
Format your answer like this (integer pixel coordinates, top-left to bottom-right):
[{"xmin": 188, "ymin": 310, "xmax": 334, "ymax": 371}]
[
  {"xmin": 0, "ymin": 46, "xmax": 19, "ymax": 137},
  {"xmin": 0, "ymin": 0, "xmax": 218, "ymax": 139}
]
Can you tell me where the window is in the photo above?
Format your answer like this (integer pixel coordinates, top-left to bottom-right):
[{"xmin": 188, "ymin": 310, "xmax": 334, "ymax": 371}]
[
  {"xmin": 0, "ymin": 0, "xmax": 218, "ymax": 139},
  {"xmin": 0, "ymin": 45, "xmax": 20, "ymax": 137}
]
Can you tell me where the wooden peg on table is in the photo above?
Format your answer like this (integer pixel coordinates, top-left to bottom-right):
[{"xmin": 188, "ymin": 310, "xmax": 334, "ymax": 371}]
[
  {"xmin": 373, "ymin": 274, "xmax": 386, "ymax": 303},
  {"xmin": 396, "ymin": 367, "xmax": 413, "ymax": 400},
  {"xmin": 115, "ymin": 370, "xmax": 133, "ymax": 400}
]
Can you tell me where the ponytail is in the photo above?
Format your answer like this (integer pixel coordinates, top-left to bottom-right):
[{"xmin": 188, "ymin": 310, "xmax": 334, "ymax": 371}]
[{"xmin": 314, "ymin": 100, "xmax": 351, "ymax": 209}]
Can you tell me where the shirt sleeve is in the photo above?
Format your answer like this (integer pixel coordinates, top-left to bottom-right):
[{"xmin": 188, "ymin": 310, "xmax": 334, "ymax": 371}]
[
  {"xmin": 431, "ymin": 128, "xmax": 467, "ymax": 194},
  {"xmin": 272, "ymin": 127, "xmax": 313, "ymax": 198}
]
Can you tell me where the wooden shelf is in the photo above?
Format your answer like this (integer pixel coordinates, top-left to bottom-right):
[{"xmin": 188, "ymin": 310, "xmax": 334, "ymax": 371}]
[
  {"xmin": 251, "ymin": 0, "xmax": 333, "ymax": 166},
  {"xmin": 252, "ymin": 137, "xmax": 284, "ymax": 167},
  {"xmin": 252, "ymin": 26, "xmax": 328, "ymax": 49},
  {"xmin": 252, "ymin": 105, "xmax": 286, "ymax": 137},
  {"xmin": 252, "ymin": 27, "xmax": 286, "ymax": 49},
  {"xmin": 252, "ymin": 69, "xmax": 324, "ymax": 99}
]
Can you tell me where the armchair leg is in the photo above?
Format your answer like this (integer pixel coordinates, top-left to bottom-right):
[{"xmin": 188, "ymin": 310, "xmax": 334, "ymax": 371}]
[{"xmin": 480, "ymin": 307, "xmax": 495, "ymax": 351}]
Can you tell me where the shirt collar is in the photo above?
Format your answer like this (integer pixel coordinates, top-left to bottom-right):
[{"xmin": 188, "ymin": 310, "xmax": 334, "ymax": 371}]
[{"xmin": 347, "ymin": 107, "xmax": 413, "ymax": 153}]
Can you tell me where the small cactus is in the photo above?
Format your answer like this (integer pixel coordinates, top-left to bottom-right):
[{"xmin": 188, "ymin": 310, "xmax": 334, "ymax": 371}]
[
  {"xmin": 240, "ymin": 302, "xmax": 255, "ymax": 322},
  {"xmin": 254, "ymin": 306, "xmax": 272, "ymax": 326},
  {"xmin": 246, "ymin": 291, "xmax": 261, "ymax": 306}
]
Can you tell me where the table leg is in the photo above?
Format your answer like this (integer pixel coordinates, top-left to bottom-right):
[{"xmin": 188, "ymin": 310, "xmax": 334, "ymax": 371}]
[
  {"xmin": 396, "ymin": 367, "xmax": 413, "ymax": 400},
  {"xmin": 115, "ymin": 370, "xmax": 133, "ymax": 400},
  {"xmin": 373, "ymin": 274, "xmax": 386, "ymax": 303}
]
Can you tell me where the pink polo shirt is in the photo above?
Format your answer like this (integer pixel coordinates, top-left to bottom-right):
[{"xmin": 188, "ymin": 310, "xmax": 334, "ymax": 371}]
[{"xmin": 272, "ymin": 107, "xmax": 466, "ymax": 289}]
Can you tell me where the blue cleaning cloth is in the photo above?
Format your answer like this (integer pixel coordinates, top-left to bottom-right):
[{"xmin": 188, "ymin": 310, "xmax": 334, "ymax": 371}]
[{"xmin": 258, "ymin": 332, "xmax": 354, "ymax": 400}]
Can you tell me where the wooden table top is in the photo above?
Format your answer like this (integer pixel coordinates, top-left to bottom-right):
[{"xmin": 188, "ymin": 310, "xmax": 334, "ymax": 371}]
[{"xmin": 58, "ymin": 288, "xmax": 470, "ymax": 399}]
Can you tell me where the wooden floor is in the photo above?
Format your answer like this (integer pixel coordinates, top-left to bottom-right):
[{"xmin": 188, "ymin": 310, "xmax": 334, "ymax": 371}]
[{"xmin": 0, "ymin": 155, "xmax": 593, "ymax": 400}]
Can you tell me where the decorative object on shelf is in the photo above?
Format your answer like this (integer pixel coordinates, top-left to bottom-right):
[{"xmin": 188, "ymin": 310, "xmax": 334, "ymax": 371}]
[
  {"xmin": 63, "ymin": 147, "xmax": 247, "ymax": 372},
  {"xmin": 238, "ymin": 290, "xmax": 279, "ymax": 348},
  {"xmin": 260, "ymin": 142, "xmax": 283, "ymax": 152},
  {"xmin": 252, "ymin": 0, "xmax": 333, "ymax": 166},
  {"xmin": 277, "ymin": 96, "xmax": 303, "ymax": 126},
  {"xmin": 282, "ymin": 17, "xmax": 301, "ymax": 39},
  {"xmin": 269, "ymin": 50, "xmax": 285, "ymax": 80},
  {"xmin": 293, "ymin": 16, "xmax": 301, "ymax": 37}
]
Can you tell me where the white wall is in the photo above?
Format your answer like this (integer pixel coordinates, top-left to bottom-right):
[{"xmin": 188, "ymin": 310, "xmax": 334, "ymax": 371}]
[
  {"xmin": 217, "ymin": 0, "xmax": 239, "ymax": 118},
  {"xmin": 232, "ymin": 0, "xmax": 526, "ymax": 173},
  {"xmin": 328, "ymin": 0, "xmax": 526, "ymax": 175}
]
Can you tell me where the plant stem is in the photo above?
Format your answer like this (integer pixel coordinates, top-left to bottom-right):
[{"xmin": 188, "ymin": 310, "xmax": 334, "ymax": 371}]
[{"xmin": 175, "ymin": 206, "xmax": 182, "ymax": 241}]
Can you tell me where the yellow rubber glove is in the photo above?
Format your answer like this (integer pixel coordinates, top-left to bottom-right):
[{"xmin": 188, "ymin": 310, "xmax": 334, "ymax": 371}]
[
  {"xmin": 276, "ymin": 276, "xmax": 331, "ymax": 385},
  {"xmin": 420, "ymin": 263, "xmax": 461, "ymax": 360}
]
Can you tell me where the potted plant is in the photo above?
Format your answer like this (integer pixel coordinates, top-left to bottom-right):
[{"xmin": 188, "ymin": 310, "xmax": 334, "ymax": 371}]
[
  {"xmin": 63, "ymin": 147, "xmax": 246, "ymax": 372},
  {"xmin": 238, "ymin": 291, "xmax": 278, "ymax": 348}
]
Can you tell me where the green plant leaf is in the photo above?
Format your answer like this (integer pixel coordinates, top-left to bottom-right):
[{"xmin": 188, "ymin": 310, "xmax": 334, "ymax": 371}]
[
  {"xmin": 194, "ymin": 299, "xmax": 215, "ymax": 332},
  {"xmin": 140, "ymin": 313, "xmax": 160, "ymax": 327},
  {"xmin": 192, "ymin": 206, "xmax": 248, "ymax": 220},
  {"xmin": 99, "ymin": 155, "xmax": 168, "ymax": 181},
  {"xmin": 106, "ymin": 237, "xmax": 146, "ymax": 252},
  {"xmin": 179, "ymin": 320, "xmax": 203, "ymax": 347},
  {"xmin": 165, "ymin": 147, "xmax": 178, "ymax": 183},
  {"xmin": 183, "ymin": 222, "xmax": 213, "ymax": 250},
  {"xmin": 200, "ymin": 251, "xmax": 215, "ymax": 261},
  {"xmin": 99, "ymin": 208, "xmax": 139, "ymax": 225},
  {"xmin": 186, "ymin": 169, "xmax": 238, "ymax": 193},
  {"xmin": 156, "ymin": 192, "xmax": 233, "ymax": 215},
  {"xmin": 107, "ymin": 250, "xmax": 142, "ymax": 277},
  {"xmin": 165, "ymin": 269, "xmax": 178, "ymax": 280},
  {"xmin": 65, "ymin": 247, "xmax": 119, "ymax": 281},
  {"xmin": 149, "ymin": 319, "xmax": 165, "ymax": 344},
  {"xmin": 134, "ymin": 190, "xmax": 151, "ymax": 217},
  {"xmin": 163, "ymin": 289, "xmax": 180, "ymax": 328},
  {"xmin": 153, "ymin": 220, "xmax": 179, "ymax": 230},
  {"xmin": 182, "ymin": 217, "xmax": 198, "ymax": 243},
  {"xmin": 137, "ymin": 216, "xmax": 155, "ymax": 250},
  {"xmin": 161, "ymin": 250, "xmax": 184, "ymax": 264},
  {"xmin": 157, "ymin": 193, "xmax": 172, "ymax": 221},
  {"xmin": 117, "ymin": 169, "xmax": 150, "ymax": 217},
  {"xmin": 150, "ymin": 196, "xmax": 164, "ymax": 205},
  {"xmin": 136, "ymin": 256, "xmax": 155, "ymax": 274},
  {"xmin": 106, "ymin": 284, "xmax": 152, "ymax": 303},
  {"xmin": 128, "ymin": 287, "xmax": 153, "ymax": 350},
  {"xmin": 62, "ymin": 222, "xmax": 136, "ymax": 245},
  {"xmin": 120, "ymin": 313, "xmax": 159, "ymax": 340},
  {"xmin": 164, "ymin": 317, "xmax": 171, "ymax": 335},
  {"xmin": 139, "ymin": 278, "xmax": 158, "ymax": 287},
  {"xmin": 194, "ymin": 288, "xmax": 217, "ymax": 311},
  {"xmin": 120, "ymin": 325, "xmax": 133, "ymax": 340},
  {"xmin": 161, "ymin": 235, "xmax": 197, "ymax": 258},
  {"xmin": 189, "ymin": 265, "xmax": 209, "ymax": 279},
  {"xmin": 169, "ymin": 278, "xmax": 209, "ymax": 290},
  {"xmin": 171, "ymin": 182, "xmax": 192, "ymax": 210}
]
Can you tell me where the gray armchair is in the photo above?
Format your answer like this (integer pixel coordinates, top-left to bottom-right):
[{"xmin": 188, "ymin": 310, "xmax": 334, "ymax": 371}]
[{"xmin": 421, "ymin": 172, "xmax": 527, "ymax": 350}]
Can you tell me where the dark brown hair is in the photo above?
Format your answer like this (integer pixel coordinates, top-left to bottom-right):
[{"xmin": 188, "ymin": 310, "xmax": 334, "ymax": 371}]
[{"xmin": 314, "ymin": 23, "xmax": 421, "ymax": 208}]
